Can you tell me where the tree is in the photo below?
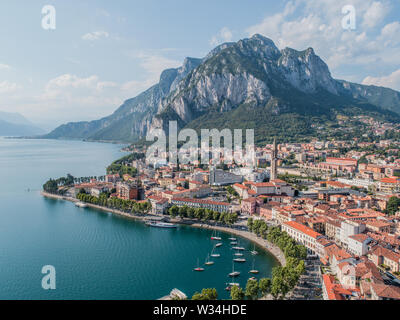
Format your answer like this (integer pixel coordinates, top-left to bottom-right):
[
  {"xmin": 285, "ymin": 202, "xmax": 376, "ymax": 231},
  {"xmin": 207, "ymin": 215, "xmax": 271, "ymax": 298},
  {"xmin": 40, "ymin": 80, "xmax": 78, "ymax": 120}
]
[
  {"xmin": 230, "ymin": 285, "xmax": 245, "ymax": 300},
  {"xmin": 259, "ymin": 278, "xmax": 271, "ymax": 296},
  {"xmin": 245, "ymin": 279, "xmax": 259, "ymax": 300},
  {"xmin": 169, "ymin": 206, "xmax": 179, "ymax": 218},
  {"xmin": 43, "ymin": 179, "xmax": 58, "ymax": 194},
  {"xmin": 386, "ymin": 196, "xmax": 400, "ymax": 215},
  {"xmin": 192, "ymin": 288, "xmax": 218, "ymax": 300},
  {"xmin": 271, "ymin": 275, "xmax": 288, "ymax": 300}
]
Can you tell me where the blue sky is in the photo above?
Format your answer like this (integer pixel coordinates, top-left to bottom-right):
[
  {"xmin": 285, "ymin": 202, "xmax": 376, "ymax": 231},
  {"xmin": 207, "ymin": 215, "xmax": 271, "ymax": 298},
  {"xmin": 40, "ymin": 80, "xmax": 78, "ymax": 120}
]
[{"xmin": 0, "ymin": 0, "xmax": 399, "ymax": 130}]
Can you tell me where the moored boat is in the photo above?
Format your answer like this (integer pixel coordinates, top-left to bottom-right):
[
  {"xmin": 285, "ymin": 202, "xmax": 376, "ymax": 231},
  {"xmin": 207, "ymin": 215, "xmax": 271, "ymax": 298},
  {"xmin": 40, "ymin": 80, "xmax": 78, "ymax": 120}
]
[
  {"xmin": 228, "ymin": 262, "xmax": 240, "ymax": 277},
  {"xmin": 249, "ymin": 259, "xmax": 259, "ymax": 274},
  {"xmin": 75, "ymin": 202, "xmax": 87, "ymax": 208},
  {"xmin": 146, "ymin": 221, "xmax": 177, "ymax": 228},
  {"xmin": 205, "ymin": 254, "xmax": 214, "ymax": 266},
  {"xmin": 194, "ymin": 258, "xmax": 204, "ymax": 272},
  {"xmin": 250, "ymin": 244, "xmax": 258, "ymax": 255},
  {"xmin": 233, "ymin": 258, "xmax": 246, "ymax": 263},
  {"xmin": 232, "ymin": 246, "xmax": 245, "ymax": 251}
]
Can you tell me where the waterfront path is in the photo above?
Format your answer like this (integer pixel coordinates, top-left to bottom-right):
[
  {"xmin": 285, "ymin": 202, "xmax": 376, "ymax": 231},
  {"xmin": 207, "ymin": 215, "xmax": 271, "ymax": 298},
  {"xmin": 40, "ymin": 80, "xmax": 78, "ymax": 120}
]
[{"xmin": 41, "ymin": 191, "xmax": 286, "ymax": 267}]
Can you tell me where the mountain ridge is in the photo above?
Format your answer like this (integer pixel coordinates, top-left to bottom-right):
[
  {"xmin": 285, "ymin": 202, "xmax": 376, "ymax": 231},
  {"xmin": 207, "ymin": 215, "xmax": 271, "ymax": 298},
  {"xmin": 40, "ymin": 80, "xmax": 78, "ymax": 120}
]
[{"xmin": 41, "ymin": 34, "xmax": 400, "ymax": 143}]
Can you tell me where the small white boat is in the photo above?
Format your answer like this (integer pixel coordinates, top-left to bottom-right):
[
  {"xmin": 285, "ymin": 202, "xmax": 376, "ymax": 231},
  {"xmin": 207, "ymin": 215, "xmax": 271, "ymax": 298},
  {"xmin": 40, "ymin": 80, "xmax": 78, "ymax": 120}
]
[
  {"xmin": 250, "ymin": 244, "xmax": 258, "ymax": 255},
  {"xmin": 228, "ymin": 262, "xmax": 240, "ymax": 277},
  {"xmin": 230, "ymin": 242, "xmax": 238, "ymax": 245},
  {"xmin": 146, "ymin": 221, "xmax": 177, "ymax": 228},
  {"xmin": 210, "ymin": 246, "xmax": 220, "ymax": 258},
  {"xmin": 75, "ymin": 202, "xmax": 87, "ymax": 208},
  {"xmin": 232, "ymin": 247, "xmax": 245, "ymax": 251},
  {"xmin": 211, "ymin": 230, "xmax": 222, "ymax": 241},
  {"xmin": 215, "ymin": 243, "xmax": 223, "ymax": 247},
  {"xmin": 228, "ymin": 237, "xmax": 237, "ymax": 241},
  {"xmin": 205, "ymin": 254, "xmax": 214, "ymax": 266},
  {"xmin": 194, "ymin": 258, "xmax": 204, "ymax": 272},
  {"xmin": 234, "ymin": 253, "xmax": 244, "ymax": 257},
  {"xmin": 249, "ymin": 259, "xmax": 259, "ymax": 274},
  {"xmin": 233, "ymin": 258, "xmax": 246, "ymax": 263}
]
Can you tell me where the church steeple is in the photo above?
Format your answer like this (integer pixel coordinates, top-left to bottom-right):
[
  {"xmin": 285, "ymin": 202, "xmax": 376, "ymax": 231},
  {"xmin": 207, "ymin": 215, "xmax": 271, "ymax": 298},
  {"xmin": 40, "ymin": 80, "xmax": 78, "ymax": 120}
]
[{"xmin": 271, "ymin": 138, "xmax": 278, "ymax": 181}]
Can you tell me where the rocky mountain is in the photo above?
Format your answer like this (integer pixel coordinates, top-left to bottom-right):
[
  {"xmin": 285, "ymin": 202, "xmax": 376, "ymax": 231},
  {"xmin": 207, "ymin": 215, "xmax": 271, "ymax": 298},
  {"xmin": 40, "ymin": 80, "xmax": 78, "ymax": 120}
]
[
  {"xmin": 42, "ymin": 34, "xmax": 400, "ymax": 143},
  {"xmin": 0, "ymin": 111, "xmax": 44, "ymax": 136}
]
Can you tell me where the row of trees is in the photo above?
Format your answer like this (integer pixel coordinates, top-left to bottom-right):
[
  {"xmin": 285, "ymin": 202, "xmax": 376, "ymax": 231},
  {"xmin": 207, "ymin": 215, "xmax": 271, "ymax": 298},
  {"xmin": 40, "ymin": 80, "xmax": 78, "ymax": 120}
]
[
  {"xmin": 230, "ymin": 277, "xmax": 272, "ymax": 300},
  {"xmin": 76, "ymin": 192, "xmax": 151, "ymax": 215},
  {"xmin": 192, "ymin": 277, "xmax": 274, "ymax": 301},
  {"xmin": 247, "ymin": 218, "xmax": 307, "ymax": 299},
  {"xmin": 43, "ymin": 174, "xmax": 76, "ymax": 194},
  {"xmin": 168, "ymin": 205, "xmax": 238, "ymax": 225}
]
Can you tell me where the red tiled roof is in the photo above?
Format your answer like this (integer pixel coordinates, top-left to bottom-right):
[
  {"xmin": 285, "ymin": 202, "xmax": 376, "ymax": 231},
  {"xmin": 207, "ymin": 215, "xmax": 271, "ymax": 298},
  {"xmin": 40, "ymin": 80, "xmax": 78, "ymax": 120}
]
[{"xmin": 283, "ymin": 221, "xmax": 322, "ymax": 239}]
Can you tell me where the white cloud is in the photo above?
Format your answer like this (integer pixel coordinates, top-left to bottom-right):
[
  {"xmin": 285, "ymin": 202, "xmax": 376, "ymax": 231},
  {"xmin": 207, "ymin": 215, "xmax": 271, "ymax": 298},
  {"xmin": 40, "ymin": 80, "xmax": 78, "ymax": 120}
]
[
  {"xmin": 362, "ymin": 1, "xmax": 389, "ymax": 28},
  {"xmin": 0, "ymin": 81, "xmax": 18, "ymax": 94},
  {"xmin": 362, "ymin": 69, "xmax": 400, "ymax": 90},
  {"xmin": 210, "ymin": 27, "xmax": 234, "ymax": 46},
  {"xmin": 0, "ymin": 64, "xmax": 11, "ymax": 70},
  {"xmin": 82, "ymin": 31, "xmax": 109, "ymax": 41},
  {"xmin": 245, "ymin": 0, "xmax": 397, "ymax": 81}
]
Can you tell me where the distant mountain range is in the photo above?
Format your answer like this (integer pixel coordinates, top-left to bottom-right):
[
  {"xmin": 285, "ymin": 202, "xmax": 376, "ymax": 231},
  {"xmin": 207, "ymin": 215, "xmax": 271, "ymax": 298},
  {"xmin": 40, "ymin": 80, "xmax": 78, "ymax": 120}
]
[
  {"xmin": 42, "ymin": 34, "xmax": 400, "ymax": 144},
  {"xmin": 0, "ymin": 111, "xmax": 45, "ymax": 136}
]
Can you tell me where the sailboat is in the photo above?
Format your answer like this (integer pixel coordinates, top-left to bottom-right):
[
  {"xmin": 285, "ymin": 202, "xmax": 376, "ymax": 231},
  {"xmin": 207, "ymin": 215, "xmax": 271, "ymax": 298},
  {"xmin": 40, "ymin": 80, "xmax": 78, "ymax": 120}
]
[
  {"xmin": 228, "ymin": 237, "xmax": 237, "ymax": 241},
  {"xmin": 249, "ymin": 259, "xmax": 259, "ymax": 274},
  {"xmin": 210, "ymin": 245, "xmax": 221, "ymax": 258},
  {"xmin": 232, "ymin": 246, "xmax": 244, "ymax": 251},
  {"xmin": 205, "ymin": 254, "xmax": 214, "ymax": 266},
  {"xmin": 228, "ymin": 261, "xmax": 240, "ymax": 277},
  {"xmin": 250, "ymin": 243, "xmax": 258, "ymax": 255},
  {"xmin": 233, "ymin": 257, "xmax": 246, "ymax": 263},
  {"xmin": 194, "ymin": 258, "xmax": 204, "ymax": 272},
  {"xmin": 211, "ymin": 229, "xmax": 222, "ymax": 241},
  {"xmin": 215, "ymin": 242, "xmax": 223, "ymax": 247},
  {"xmin": 234, "ymin": 252, "xmax": 244, "ymax": 257}
]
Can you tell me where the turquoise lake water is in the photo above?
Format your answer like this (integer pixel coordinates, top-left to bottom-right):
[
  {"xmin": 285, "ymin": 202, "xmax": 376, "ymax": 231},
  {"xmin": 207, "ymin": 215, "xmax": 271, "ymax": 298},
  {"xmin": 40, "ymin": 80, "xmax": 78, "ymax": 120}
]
[{"xmin": 0, "ymin": 138, "xmax": 278, "ymax": 299}]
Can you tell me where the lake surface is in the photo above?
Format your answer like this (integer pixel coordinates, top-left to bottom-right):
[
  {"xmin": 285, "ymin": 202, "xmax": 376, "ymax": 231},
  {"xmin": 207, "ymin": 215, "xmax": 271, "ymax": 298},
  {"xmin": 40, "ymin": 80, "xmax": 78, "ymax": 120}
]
[{"xmin": 0, "ymin": 138, "xmax": 278, "ymax": 299}]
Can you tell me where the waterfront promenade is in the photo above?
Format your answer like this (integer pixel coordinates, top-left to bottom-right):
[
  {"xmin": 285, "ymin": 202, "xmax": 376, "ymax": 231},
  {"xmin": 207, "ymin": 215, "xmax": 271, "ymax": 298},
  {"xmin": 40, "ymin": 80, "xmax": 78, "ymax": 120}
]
[{"xmin": 41, "ymin": 191, "xmax": 285, "ymax": 267}]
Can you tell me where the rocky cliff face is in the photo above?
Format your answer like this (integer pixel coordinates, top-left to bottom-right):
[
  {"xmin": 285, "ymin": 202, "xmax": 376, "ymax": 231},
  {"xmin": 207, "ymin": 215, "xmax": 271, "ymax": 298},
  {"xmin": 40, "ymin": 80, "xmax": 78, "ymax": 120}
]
[{"xmin": 43, "ymin": 34, "xmax": 400, "ymax": 142}]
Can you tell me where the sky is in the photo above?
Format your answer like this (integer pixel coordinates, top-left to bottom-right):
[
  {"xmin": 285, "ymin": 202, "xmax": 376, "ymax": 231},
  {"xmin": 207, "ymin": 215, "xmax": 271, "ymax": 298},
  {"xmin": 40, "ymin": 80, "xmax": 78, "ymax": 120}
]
[{"xmin": 0, "ymin": 0, "xmax": 399, "ymax": 130}]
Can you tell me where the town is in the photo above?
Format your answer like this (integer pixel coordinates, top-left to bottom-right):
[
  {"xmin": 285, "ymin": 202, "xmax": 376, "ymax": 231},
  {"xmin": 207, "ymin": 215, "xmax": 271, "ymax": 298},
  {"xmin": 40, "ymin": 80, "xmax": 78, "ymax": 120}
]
[{"xmin": 43, "ymin": 117, "xmax": 400, "ymax": 301}]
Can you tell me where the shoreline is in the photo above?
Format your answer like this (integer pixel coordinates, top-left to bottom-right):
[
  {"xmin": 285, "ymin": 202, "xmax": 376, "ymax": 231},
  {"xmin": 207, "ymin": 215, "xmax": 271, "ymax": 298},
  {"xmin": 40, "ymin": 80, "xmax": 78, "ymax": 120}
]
[{"xmin": 41, "ymin": 191, "xmax": 285, "ymax": 266}]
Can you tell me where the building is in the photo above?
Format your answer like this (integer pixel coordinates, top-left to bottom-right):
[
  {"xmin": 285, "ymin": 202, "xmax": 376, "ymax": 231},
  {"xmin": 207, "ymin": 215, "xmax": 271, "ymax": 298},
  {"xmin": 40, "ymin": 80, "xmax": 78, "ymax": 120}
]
[
  {"xmin": 368, "ymin": 245, "xmax": 400, "ymax": 273},
  {"xmin": 379, "ymin": 177, "xmax": 400, "ymax": 194},
  {"xmin": 339, "ymin": 220, "xmax": 366, "ymax": 249},
  {"xmin": 270, "ymin": 138, "xmax": 278, "ymax": 181},
  {"xmin": 209, "ymin": 168, "xmax": 243, "ymax": 186},
  {"xmin": 347, "ymin": 234, "xmax": 372, "ymax": 256},
  {"xmin": 148, "ymin": 196, "xmax": 169, "ymax": 215},
  {"xmin": 171, "ymin": 198, "xmax": 232, "ymax": 213},
  {"xmin": 282, "ymin": 221, "xmax": 323, "ymax": 255},
  {"xmin": 116, "ymin": 182, "xmax": 143, "ymax": 200}
]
